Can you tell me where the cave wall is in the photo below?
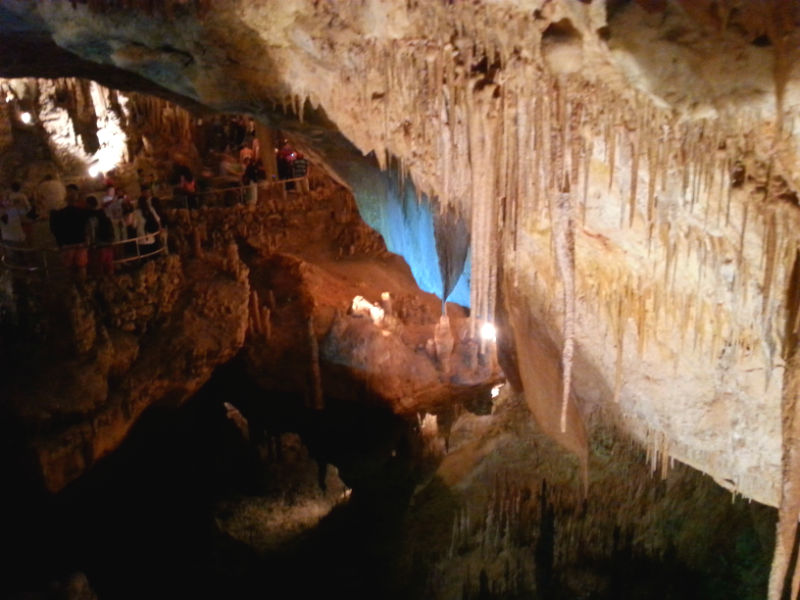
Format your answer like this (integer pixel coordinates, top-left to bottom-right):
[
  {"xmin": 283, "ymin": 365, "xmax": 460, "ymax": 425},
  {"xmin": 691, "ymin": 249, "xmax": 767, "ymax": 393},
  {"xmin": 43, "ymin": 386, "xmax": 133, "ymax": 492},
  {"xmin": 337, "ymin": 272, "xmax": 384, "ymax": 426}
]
[
  {"xmin": 2, "ymin": 1, "xmax": 800, "ymax": 595},
  {"xmin": 0, "ymin": 75, "xmax": 199, "ymax": 190},
  {"xmin": 9, "ymin": 0, "xmax": 789, "ymax": 507}
]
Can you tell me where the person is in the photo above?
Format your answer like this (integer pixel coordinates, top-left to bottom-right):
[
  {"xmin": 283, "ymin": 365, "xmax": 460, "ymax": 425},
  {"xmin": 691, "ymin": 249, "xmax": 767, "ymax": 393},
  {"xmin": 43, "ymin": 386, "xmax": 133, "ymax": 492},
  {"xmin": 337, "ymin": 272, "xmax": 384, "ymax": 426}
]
[
  {"xmin": 239, "ymin": 143, "xmax": 254, "ymax": 164},
  {"xmin": 7, "ymin": 182, "xmax": 32, "ymax": 241},
  {"xmin": 101, "ymin": 184, "xmax": 115, "ymax": 206},
  {"xmin": 103, "ymin": 187, "xmax": 125, "ymax": 242},
  {"xmin": 292, "ymin": 152, "xmax": 310, "ymax": 193},
  {"xmin": 137, "ymin": 168, "xmax": 158, "ymax": 195},
  {"xmin": 172, "ymin": 162, "xmax": 198, "ymax": 209},
  {"xmin": 276, "ymin": 141, "xmax": 293, "ymax": 178},
  {"xmin": 85, "ymin": 196, "xmax": 114, "ymax": 276},
  {"xmin": 253, "ymin": 158, "xmax": 266, "ymax": 182},
  {"xmin": 277, "ymin": 141, "xmax": 296, "ymax": 190},
  {"xmin": 0, "ymin": 194, "xmax": 27, "ymax": 244},
  {"xmin": 65, "ymin": 183, "xmax": 81, "ymax": 208},
  {"xmin": 122, "ymin": 197, "xmax": 138, "ymax": 256},
  {"xmin": 229, "ymin": 116, "xmax": 245, "ymax": 150},
  {"xmin": 219, "ymin": 153, "xmax": 242, "ymax": 180},
  {"xmin": 0, "ymin": 192, "xmax": 29, "ymax": 268},
  {"xmin": 143, "ymin": 185, "xmax": 164, "ymax": 216},
  {"xmin": 242, "ymin": 157, "xmax": 260, "ymax": 206},
  {"xmin": 50, "ymin": 189, "xmax": 90, "ymax": 278},
  {"xmin": 243, "ymin": 118, "xmax": 260, "ymax": 158},
  {"xmin": 122, "ymin": 196, "xmax": 137, "ymax": 239},
  {"xmin": 133, "ymin": 195, "xmax": 162, "ymax": 255},
  {"xmin": 8, "ymin": 182, "xmax": 31, "ymax": 214}
]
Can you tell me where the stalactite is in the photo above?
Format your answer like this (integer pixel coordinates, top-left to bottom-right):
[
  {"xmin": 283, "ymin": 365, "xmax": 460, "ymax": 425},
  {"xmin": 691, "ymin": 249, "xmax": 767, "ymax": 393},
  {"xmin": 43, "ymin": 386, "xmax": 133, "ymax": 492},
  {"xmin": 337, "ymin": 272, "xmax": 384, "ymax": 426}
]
[
  {"xmin": 646, "ymin": 138, "xmax": 657, "ymax": 242},
  {"xmin": 636, "ymin": 286, "xmax": 647, "ymax": 357},
  {"xmin": 553, "ymin": 174, "xmax": 575, "ymax": 433},
  {"xmin": 606, "ymin": 118, "xmax": 616, "ymax": 192},
  {"xmin": 762, "ymin": 211, "xmax": 778, "ymax": 318},
  {"xmin": 581, "ymin": 137, "xmax": 592, "ymax": 227},
  {"xmin": 531, "ymin": 93, "xmax": 542, "ymax": 220},
  {"xmin": 628, "ymin": 137, "xmax": 639, "ymax": 228},
  {"xmin": 613, "ymin": 295, "xmax": 625, "ymax": 403},
  {"xmin": 737, "ymin": 200, "xmax": 750, "ymax": 274}
]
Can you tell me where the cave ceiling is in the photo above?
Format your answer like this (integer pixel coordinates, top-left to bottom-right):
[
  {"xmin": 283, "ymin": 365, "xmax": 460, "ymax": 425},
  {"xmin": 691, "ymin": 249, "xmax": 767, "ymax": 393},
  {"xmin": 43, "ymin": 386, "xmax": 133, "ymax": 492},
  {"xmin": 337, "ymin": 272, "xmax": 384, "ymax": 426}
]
[{"xmin": 3, "ymin": 2, "xmax": 800, "ymax": 593}]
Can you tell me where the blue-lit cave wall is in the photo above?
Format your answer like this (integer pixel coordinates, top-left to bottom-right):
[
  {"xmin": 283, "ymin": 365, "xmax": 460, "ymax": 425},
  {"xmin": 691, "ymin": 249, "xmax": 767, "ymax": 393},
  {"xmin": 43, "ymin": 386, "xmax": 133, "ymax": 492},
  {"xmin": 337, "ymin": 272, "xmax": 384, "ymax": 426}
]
[
  {"xmin": 336, "ymin": 155, "xmax": 471, "ymax": 308},
  {"xmin": 274, "ymin": 105, "xmax": 470, "ymax": 307}
]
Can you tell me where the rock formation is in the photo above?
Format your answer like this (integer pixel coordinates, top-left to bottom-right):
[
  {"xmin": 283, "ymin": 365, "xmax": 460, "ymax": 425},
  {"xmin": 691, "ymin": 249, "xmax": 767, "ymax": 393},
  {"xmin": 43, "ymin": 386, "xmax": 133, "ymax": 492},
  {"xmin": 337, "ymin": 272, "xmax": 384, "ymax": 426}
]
[{"xmin": 1, "ymin": 0, "xmax": 800, "ymax": 597}]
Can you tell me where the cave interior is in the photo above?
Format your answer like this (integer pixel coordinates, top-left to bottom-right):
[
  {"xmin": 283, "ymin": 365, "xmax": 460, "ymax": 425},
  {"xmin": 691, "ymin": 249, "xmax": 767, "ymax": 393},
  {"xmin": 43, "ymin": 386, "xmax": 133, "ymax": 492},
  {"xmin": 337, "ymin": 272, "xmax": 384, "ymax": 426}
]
[{"xmin": 1, "ymin": 1, "xmax": 800, "ymax": 599}]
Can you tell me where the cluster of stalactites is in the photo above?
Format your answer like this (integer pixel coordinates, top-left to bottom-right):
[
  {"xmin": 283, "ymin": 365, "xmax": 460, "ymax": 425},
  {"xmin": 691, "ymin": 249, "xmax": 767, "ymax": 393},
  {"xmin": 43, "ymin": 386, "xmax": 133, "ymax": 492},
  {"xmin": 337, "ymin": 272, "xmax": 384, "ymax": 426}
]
[
  {"xmin": 273, "ymin": 4, "xmax": 799, "ymax": 597},
  {"xmin": 268, "ymin": 4, "xmax": 800, "ymax": 456},
  {"xmin": 125, "ymin": 92, "xmax": 194, "ymax": 143}
]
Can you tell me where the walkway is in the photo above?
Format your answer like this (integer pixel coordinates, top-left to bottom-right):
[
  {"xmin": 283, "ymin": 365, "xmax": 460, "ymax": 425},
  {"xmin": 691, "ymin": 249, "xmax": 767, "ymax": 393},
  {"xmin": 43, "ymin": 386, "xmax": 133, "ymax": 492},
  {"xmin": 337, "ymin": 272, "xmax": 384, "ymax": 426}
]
[{"xmin": 0, "ymin": 175, "xmax": 312, "ymax": 275}]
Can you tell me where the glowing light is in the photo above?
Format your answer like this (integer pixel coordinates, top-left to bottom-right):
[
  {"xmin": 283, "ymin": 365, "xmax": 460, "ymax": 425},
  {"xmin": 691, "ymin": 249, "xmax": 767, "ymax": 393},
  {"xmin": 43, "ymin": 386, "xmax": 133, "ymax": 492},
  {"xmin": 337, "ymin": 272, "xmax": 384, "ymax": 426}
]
[
  {"xmin": 351, "ymin": 295, "xmax": 385, "ymax": 324},
  {"xmin": 19, "ymin": 111, "xmax": 32, "ymax": 124},
  {"xmin": 491, "ymin": 383, "xmax": 504, "ymax": 399},
  {"xmin": 89, "ymin": 146, "xmax": 124, "ymax": 178},
  {"xmin": 89, "ymin": 82, "xmax": 128, "ymax": 174},
  {"xmin": 480, "ymin": 322, "xmax": 497, "ymax": 342}
]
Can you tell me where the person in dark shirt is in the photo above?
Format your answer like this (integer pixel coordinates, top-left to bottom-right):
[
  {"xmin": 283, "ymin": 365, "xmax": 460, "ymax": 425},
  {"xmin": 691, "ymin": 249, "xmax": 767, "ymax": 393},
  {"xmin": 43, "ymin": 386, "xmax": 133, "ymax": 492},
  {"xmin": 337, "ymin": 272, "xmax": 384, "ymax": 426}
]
[
  {"xmin": 86, "ymin": 196, "xmax": 114, "ymax": 276},
  {"xmin": 292, "ymin": 152, "xmax": 310, "ymax": 193},
  {"xmin": 50, "ymin": 188, "xmax": 90, "ymax": 278}
]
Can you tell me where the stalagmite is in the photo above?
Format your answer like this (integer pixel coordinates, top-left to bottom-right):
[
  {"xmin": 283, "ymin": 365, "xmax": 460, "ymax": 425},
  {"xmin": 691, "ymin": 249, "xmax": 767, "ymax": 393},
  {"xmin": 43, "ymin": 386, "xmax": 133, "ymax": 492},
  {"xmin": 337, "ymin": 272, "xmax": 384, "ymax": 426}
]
[
  {"xmin": 251, "ymin": 291, "xmax": 263, "ymax": 335},
  {"xmin": 262, "ymin": 307, "xmax": 271, "ymax": 340}
]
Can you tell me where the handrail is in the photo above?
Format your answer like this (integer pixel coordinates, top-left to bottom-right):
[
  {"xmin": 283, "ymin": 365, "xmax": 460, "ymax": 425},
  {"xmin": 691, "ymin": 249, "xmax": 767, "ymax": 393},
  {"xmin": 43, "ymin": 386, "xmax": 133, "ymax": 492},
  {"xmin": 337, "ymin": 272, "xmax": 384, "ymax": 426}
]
[
  {"xmin": 165, "ymin": 175, "xmax": 309, "ymax": 209},
  {"xmin": 0, "ymin": 227, "xmax": 168, "ymax": 273},
  {"xmin": 1, "ymin": 174, "xmax": 310, "ymax": 273}
]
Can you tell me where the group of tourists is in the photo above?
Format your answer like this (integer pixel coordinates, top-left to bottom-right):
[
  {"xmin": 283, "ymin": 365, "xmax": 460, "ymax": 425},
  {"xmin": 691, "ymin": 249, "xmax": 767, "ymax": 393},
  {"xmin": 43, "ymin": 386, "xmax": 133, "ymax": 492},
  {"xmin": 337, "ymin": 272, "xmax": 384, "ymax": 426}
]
[
  {"xmin": 2, "ymin": 116, "xmax": 313, "ymax": 276},
  {"xmin": 200, "ymin": 118, "xmax": 311, "ymax": 207},
  {"xmin": 1, "ymin": 174, "xmax": 163, "ymax": 278}
]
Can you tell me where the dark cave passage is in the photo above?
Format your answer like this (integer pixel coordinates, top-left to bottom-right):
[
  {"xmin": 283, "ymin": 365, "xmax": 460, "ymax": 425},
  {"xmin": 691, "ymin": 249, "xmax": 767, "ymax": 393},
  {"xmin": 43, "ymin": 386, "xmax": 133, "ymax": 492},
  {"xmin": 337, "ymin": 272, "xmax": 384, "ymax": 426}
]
[
  {"xmin": 3, "ymin": 356, "xmax": 427, "ymax": 599},
  {"xmin": 3, "ymin": 352, "xmax": 776, "ymax": 600}
]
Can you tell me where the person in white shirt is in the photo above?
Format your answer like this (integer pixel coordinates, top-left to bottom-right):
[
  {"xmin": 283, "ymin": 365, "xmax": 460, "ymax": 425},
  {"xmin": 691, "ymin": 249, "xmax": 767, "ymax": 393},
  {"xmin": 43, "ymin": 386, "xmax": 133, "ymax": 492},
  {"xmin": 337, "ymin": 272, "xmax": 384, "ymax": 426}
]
[
  {"xmin": 0, "ymin": 197, "xmax": 26, "ymax": 244},
  {"xmin": 8, "ymin": 182, "xmax": 30, "ymax": 214},
  {"xmin": 102, "ymin": 186, "xmax": 125, "ymax": 242}
]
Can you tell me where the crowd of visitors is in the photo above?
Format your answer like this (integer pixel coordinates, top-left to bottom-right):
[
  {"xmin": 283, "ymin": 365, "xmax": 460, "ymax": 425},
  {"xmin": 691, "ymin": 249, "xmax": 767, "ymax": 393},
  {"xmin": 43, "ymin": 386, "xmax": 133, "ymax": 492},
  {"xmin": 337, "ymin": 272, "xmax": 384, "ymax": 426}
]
[
  {"xmin": 206, "ymin": 117, "xmax": 308, "ymax": 204},
  {"xmin": 1, "ymin": 116, "xmax": 312, "ymax": 277},
  {"xmin": 0, "ymin": 174, "xmax": 164, "ymax": 278}
]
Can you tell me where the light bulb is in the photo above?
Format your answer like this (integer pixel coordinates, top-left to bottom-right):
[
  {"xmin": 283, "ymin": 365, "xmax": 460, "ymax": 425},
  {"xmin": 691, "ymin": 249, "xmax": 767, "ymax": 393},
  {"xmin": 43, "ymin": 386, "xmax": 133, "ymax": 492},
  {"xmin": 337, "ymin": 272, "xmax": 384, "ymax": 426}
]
[{"xmin": 480, "ymin": 322, "xmax": 496, "ymax": 342}]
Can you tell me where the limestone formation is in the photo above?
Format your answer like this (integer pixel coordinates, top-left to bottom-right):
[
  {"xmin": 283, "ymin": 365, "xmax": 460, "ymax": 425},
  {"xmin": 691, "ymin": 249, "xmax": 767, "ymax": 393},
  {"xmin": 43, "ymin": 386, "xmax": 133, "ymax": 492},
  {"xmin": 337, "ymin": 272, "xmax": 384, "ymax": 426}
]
[{"xmin": 2, "ymin": 1, "xmax": 800, "ymax": 596}]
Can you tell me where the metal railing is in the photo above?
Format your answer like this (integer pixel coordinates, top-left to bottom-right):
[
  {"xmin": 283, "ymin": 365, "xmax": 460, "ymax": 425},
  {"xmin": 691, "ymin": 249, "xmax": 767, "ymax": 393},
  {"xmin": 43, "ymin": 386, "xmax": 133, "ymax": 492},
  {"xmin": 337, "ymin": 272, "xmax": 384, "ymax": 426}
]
[
  {"xmin": 165, "ymin": 175, "xmax": 309, "ymax": 209},
  {"xmin": 0, "ymin": 228, "xmax": 168, "ymax": 274},
  {"xmin": 1, "ymin": 175, "xmax": 310, "ymax": 274}
]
